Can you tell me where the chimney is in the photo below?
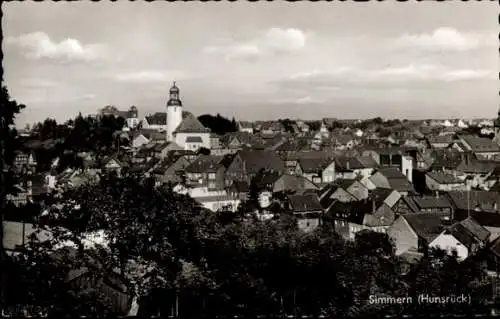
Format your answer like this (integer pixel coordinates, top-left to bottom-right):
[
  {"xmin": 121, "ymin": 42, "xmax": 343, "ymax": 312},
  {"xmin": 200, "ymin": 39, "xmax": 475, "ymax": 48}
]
[
  {"xmin": 346, "ymin": 160, "xmax": 350, "ymax": 171},
  {"xmin": 372, "ymin": 199, "xmax": 376, "ymax": 213},
  {"xmin": 435, "ymin": 191, "xmax": 439, "ymax": 199}
]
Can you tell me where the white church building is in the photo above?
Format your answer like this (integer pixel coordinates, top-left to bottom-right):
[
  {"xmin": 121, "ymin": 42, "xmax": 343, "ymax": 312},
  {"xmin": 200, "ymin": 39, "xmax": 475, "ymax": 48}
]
[{"xmin": 137, "ymin": 82, "xmax": 211, "ymax": 151}]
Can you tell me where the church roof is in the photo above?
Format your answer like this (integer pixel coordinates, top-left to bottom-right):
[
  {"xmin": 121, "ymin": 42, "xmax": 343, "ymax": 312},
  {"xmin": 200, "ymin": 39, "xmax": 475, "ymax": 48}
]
[{"xmin": 174, "ymin": 113, "xmax": 211, "ymax": 134}]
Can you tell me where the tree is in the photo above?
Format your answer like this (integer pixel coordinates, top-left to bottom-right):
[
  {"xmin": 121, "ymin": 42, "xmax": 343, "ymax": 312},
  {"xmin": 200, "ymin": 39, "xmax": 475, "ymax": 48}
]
[
  {"xmin": 305, "ymin": 121, "xmax": 321, "ymax": 132},
  {"xmin": 198, "ymin": 114, "xmax": 238, "ymax": 135}
]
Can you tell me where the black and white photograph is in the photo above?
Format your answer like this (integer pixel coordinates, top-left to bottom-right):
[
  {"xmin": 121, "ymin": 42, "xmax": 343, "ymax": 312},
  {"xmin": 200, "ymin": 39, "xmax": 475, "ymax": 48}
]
[{"xmin": 1, "ymin": 1, "xmax": 499, "ymax": 317}]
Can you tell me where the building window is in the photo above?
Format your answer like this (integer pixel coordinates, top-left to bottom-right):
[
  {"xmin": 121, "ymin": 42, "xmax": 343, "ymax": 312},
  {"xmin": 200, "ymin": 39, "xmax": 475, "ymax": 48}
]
[
  {"xmin": 208, "ymin": 182, "xmax": 216, "ymax": 189},
  {"xmin": 208, "ymin": 173, "xmax": 216, "ymax": 180}
]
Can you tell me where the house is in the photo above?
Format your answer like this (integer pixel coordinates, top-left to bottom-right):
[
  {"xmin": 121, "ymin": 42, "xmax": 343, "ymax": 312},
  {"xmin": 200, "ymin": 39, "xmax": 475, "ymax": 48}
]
[
  {"xmin": 327, "ymin": 196, "xmax": 396, "ymax": 241},
  {"xmin": 404, "ymin": 195, "xmax": 453, "ymax": 216},
  {"xmin": 425, "ymin": 171, "xmax": 466, "ymax": 192},
  {"xmin": 224, "ymin": 150, "xmax": 285, "ymax": 184},
  {"xmin": 271, "ymin": 173, "xmax": 319, "ymax": 194},
  {"xmin": 334, "ymin": 156, "xmax": 377, "ymax": 180},
  {"xmin": 182, "ymin": 187, "xmax": 240, "ymax": 212},
  {"xmin": 141, "ymin": 112, "xmax": 168, "ymax": 131},
  {"xmin": 319, "ymin": 179, "xmax": 369, "ymax": 208},
  {"xmin": 447, "ymin": 190, "xmax": 500, "ymax": 241},
  {"xmin": 458, "ymin": 135, "xmax": 500, "ymax": 160},
  {"xmin": 102, "ymin": 156, "xmax": 127, "ymax": 175},
  {"xmin": 388, "ymin": 213, "xmax": 447, "ymax": 256},
  {"xmin": 124, "ymin": 106, "xmax": 140, "ymax": 129},
  {"xmin": 369, "ymin": 168, "xmax": 416, "ymax": 195},
  {"xmin": 362, "ymin": 147, "xmax": 415, "ymax": 181},
  {"xmin": 455, "ymin": 157, "xmax": 497, "ymax": 189},
  {"xmin": 152, "ymin": 141, "xmax": 183, "ymax": 159},
  {"xmin": 332, "ymin": 134, "xmax": 355, "ymax": 150},
  {"xmin": 173, "ymin": 113, "xmax": 211, "ymax": 150},
  {"xmin": 152, "ymin": 154, "xmax": 192, "ymax": 185},
  {"xmin": 13, "ymin": 151, "xmax": 37, "ymax": 172},
  {"xmin": 184, "ymin": 155, "xmax": 227, "ymax": 190},
  {"xmin": 131, "ymin": 133, "xmax": 151, "ymax": 149},
  {"xmin": 288, "ymin": 194, "xmax": 323, "ymax": 233},
  {"xmin": 297, "ymin": 157, "xmax": 336, "ymax": 185},
  {"xmin": 259, "ymin": 121, "xmax": 285, "ymax": 135},
  {"xmin": 429, "ymin": 150, "xmax": 465, "ymax": 173},
  {"xmin": 238, "ymin": 121, "xmax": 254, "ymax": 134},
  {"xmin": 429, "ymin": 217, "xmax": 490, "ymax": 261},
  {"xmin": 427, "ymin": 135, "xmax": 454, "ymax": 149},
  {"xmin": 227, "ymin": 180, "xmax": 250, "ymax": 201},
  {"xmin": 6, "ymin": 174, "xmax": 49, "ymax": 206}
]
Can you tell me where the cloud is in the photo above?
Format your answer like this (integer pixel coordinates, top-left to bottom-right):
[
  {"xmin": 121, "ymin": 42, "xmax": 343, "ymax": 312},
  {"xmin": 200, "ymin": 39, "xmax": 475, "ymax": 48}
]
[
  {"xmin": 276, "ymin": 64, "xmax": 495, "ymax": 91},
  {"xmin": 203, "ymin": 27, "xmax": 307, "ymax": 61},
  {"xmin": 394, "ymin": 27, "xmax": 495, "ymax": 52},
  {"xmin": 111, "ymin": 70, "xmax": 188, "ymax": 83},
  {"xmin": 271, "ymin": 96, "xmax": 326, "ymax": 105},
  {"xmin": 5, "ymin": 32, "xmax": 110, "ymax": 62},
  {"xmin": 18, "ymin": 78, "xmax": 60, "ymax": 89}
]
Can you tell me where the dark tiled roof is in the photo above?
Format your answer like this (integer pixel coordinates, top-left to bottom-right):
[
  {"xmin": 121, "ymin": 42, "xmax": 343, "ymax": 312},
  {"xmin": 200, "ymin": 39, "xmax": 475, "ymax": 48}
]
[
  {"xmin": 356, "ymin": 156, "xmax": 379, "ymax": 169},
  {"xmin": 411, "ymin": 196, "xmax": 452, "ymax": 209},
  {"xmin": 238, "ymin": 150, "xmax": 285, "ymax": 175},
  {"xmin": 185, "ymin": 155, "xmax": 224, "ymax": 173},
  {"xmin": 377, "ymin": 167, "xmax": 407, "ymax": 179},
  {"xmin": 457, "ymin": 217, "xmax": 491, "ymax": 243},
  {"xmin": 145, "ymin": 112, "xmax": 167, "ymax": 125},
  {"xmin": 426, "ymin": 171, "xmax": 463, "ymax": 185},
  {"xmin": 403, "ymin": 213, "xmax": 444, "ymax": 242},
  {"xmin": 274, "ymin": 174, "xmax": 319, "ymax": 193},
  {"xmin": 457, "ymin": 159, "xmax": 497, "ymax": 174},
  {"xmin": 175, "ymin": 114, "xmax": 210, "ymax": 133},
  {"xmin": 460, "ymin": 135, "xmax": 500, "ymax": 153},
  {"xmin": 327, "ymin": 200, "xmax": 373, "ymax": 224},
  {"xmin": 428, "ymin": 135, "xmax": 454, "ymax": 145},
  {"xmin": 288, "ymin": 194, "xmax": 323, "ymax": 213},
  {"xmin": 447, "ymin": 190, "xmax": 500, "ymax": 213},
  {"xmin": 387, "ymin": 178, "xmax": 415, "ymax": 193},
  {"xmin": 299, "ymin": 158, "xmax": 333, "ymax": 173}
]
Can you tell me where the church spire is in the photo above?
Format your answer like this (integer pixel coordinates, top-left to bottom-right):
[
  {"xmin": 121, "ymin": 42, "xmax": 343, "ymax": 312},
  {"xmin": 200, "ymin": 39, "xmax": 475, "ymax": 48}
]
[{"xmin": 167, "ymin": 81, "xmax": 182, "ymax": 107}]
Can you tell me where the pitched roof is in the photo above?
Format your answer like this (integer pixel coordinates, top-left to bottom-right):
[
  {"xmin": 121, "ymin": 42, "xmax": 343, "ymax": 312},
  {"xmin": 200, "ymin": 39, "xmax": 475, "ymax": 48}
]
[
  {"xmin": 174, "ymin": 113, "xmax": 210, "ymax": 134},
  {"xmin": 403, "ymin": 213, "xmax": 444, "ymax": 242},
  {"xmin": 456, "ymin": 217, "xmax": 490, "ymax": 243},
  {"xmin": 274, "ymin": 174, "xmax": 319, "ymax": 193},
  {"xmin": 327, "ymin": 200, "xmax": 373, "ymax": 224},
  {"xmin": 447, "ymin": 190, "xmax": 500, "ymax": 213},
  {"xmin": 298, "ymin": 158, "xmax": 333, "ymax": 173},
  {"xmin": 185, "ymin": 155, "xmax": 224, "ymax": 173},
  {"xmin": 457, "ymin": 159, "xmax": 497, "ymax": 175},
  {"xmin": 387, "ymin": 178, "xmax": 415, "ymax": 193},
  {"xmin": 411, "ymin": 196, "xmax": 452, "ymax": 210},
  {"xmin": 426, "ymin": 171, "xmax": 463, "ymax": 185},
  {"xmin": 237, "ymin": 150, "xmax": 285, "ymax": 174},
  {"xmin": 460, "ymin": 135, "xmax": 500, "ymax": 153},
  {"xmin": 428, "ymin": 135, "xmax": 454, "ymax": 145},
  {"xmin": 288, "ymin": 194, "xmax": 323, "ymax": 213},
  {"xmin": 145, "ymin": 112, "xmax": 167, "ymax": 125},
  {"xmin": 377, "ymin": 167, "xmax": 408, "ymax": 179}
]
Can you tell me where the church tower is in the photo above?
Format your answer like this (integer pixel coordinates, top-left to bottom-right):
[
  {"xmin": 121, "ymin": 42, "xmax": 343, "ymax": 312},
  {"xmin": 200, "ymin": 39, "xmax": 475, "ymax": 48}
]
[
  {"xmin": 166, "ymin": 82, "xmax": 183, "ymax": 142},
  {"xmin": 494, "ymin": 107, "xmax": 500, "ymax": 146}
]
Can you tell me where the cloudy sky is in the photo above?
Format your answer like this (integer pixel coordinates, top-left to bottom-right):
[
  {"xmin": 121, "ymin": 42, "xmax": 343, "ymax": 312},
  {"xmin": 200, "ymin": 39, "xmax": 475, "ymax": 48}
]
[{"xmin": 2, "ymin": 1, "xmax": 498, "ymax": 126}]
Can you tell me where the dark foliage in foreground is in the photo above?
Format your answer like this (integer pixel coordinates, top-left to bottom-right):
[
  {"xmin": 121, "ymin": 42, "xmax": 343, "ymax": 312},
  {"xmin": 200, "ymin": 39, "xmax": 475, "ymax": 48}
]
[{"xmin": 3, "ymin": 172, "xmax": 492, "ymax": 317}]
